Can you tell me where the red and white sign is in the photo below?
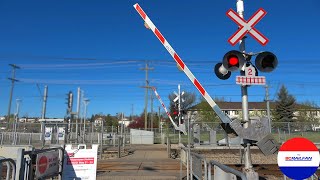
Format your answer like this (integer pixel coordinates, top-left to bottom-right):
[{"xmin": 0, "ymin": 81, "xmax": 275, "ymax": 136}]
[
  {"xmin": 63, "ymin": 144, "xmax": 98, "ymax": 180},
  {"xmin": 227, "ymin": 8, "xmax": 269, "ymax": 46},
  {"xmin": 38, "ymin": 156, "xmax": 47, "ymax": 174},
  {"xmin": 35, "ymin": 151, "xmax": 60, "ymax": 179},
  {"xmin": 236, "ymin": 76, "xmax": 266, "ymax": 85},
  {"xmin": 278, "ymin": 137, "xmax": 320, "ymax": 180}
]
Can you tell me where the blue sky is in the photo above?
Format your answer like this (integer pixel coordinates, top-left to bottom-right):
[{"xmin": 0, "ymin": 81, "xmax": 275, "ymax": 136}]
[{"xmin": 0, "ymin": 0, "xmax": 319, "ymax": 118}]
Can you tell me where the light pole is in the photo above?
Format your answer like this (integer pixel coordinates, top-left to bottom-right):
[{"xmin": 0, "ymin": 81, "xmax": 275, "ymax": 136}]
[
  {"xmin": 13, "ymin": 98, "xmax": 21, "ymax": 145},
  {"xmin": 83, "ymin": 98, "xmax": 90, "ymax": 143}
]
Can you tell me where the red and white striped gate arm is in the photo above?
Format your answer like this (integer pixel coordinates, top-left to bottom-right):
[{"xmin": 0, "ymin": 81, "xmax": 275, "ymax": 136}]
[
  {"xmin": 151, "ymin": 87, "xmax": 179, "ymax": 130},
  {"xmin": 133, "ymin": 3, "xmax": 231, "ymax": 124}
]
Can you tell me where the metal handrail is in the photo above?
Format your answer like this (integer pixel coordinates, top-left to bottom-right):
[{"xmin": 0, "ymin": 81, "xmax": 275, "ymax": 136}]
[
  {"xmin": 209, "ymin": 160, "xmax": 247, "ymax": 180},
  {"xmin": 0, "ymin": 158, "xmax": 16, "ymax": 180},
  {"xmin": 190, "ymin": 152, "xmax": 208, "ymax": 180},
  {"xmin": 180, "ymin": 146, "xmax": 208, "ymax": 180}
]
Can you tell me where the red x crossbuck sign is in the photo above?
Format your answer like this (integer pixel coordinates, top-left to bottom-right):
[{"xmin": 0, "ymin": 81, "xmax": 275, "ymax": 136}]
[{"xmin": 227, "ymin": 8, "xmax": 269, "ymax": 46}]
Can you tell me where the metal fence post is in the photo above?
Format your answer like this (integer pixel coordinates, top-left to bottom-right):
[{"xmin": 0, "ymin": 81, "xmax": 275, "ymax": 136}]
[
  {"xmin": 190, "ymin": 154, "xmax": 193, "ymax": 180},
  {"xmin": 180, "ymin": 152, "xmax": 182, "ymax": 180},
  {"xmin": 58, "ymin": 148, "xmax": 64, "ymax": 180},
  {"xmin": 28, "ymin": 133, "xmax": 31, "ymax": 145},
  {"xmin": 167, "ymin": 137, "xmax": 171, "ymax": 158},
  {"xmin": 1, "ymin": 133, "xmax": 3, "ymax": 145},
  {"xmin": 99, "ymin": 121, "xmax": 104, "ymax": 160},
  {"xmin": 186, "ymin": 151, "xmax": 189, "ymax": 180},
  {"xmin": 207, "ymin": 162, "xmax": 211, "ymax": 180},
  {"xmin": 118, "ymin": 136, "xmax": 122, "ymax": 158},
  {"xmin": 204, "ymin": 159, "xmax": 207, "ymax": 180}
]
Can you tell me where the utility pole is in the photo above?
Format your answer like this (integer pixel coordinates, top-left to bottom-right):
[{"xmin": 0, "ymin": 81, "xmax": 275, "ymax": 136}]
[
  {"xmin": 76, "ymin": 87, "xmax": 81, "ymax": 142},
  {"xmin": 7, "ymin": 64, "xmax": 20, "ymax": 127},
  {"xmin": 159, "ymin": 106, "xmax": 162, "ymax": 136},
  {"xmin": 140, "ymin": 62, "xmax": 154, "ymax": 130},
  {"xmin": 41, "ymin": 85, "xmax": 48, "ymax": 147},
  {"xmin": 41, "ymin": 85, "xmax": 48, "ymax": 119},
  {"xmin": 83, "ymin": 98, "xmax": 90, "ymax": 143},
  {"xmin": 265, "ymin": 85, "xmax": 271, "ymax": 133},
  {"xmin": 150, "ymin": 93, "xmax": 154, "ymax": 129}
]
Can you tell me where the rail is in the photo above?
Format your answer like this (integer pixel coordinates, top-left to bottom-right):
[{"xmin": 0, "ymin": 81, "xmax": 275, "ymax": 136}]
[
  {"xmin": 0, "ymin": 158, "xmax": 16, "ymax": 180},
  {"xmin": 208, "ymin": 160, "xmax": 247, "ymax": 180}
]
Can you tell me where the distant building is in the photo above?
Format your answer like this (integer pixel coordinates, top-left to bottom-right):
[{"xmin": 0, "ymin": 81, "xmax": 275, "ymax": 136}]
[
  {"xmin": 117, "ymin": 113, "xmax": 131, "ymax": 127},
  {"xmin": 19, "ymin": 118, "xmax": 37, "ymax": 123},
  {"xmin": 119, "ymin": 117, "xmax": 131, "ymax": 127},
  {"xmin": 190, "ymin": 101, "xmax": 320, "ymax": 130},
  {"xmin": 94, "ymin": 117, "xmax": 104, "ymax": 126},
  {"xmin": 38, "ymin": 118, "xmax": 64, "ymax": 123}
]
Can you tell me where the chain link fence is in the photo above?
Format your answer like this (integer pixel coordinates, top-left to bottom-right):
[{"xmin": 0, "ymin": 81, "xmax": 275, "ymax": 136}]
[{"xmin": 0, "ymin": 121, "xmax": 319, "ymax": 146}]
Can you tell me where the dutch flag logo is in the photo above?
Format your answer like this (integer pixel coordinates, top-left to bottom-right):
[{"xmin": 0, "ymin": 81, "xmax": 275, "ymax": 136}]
[{"xmin": 278, "ymin": 137, "xmax": 320, "ymax": 179}]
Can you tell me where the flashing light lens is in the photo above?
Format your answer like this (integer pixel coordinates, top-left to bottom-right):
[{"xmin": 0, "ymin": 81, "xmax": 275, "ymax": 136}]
[{"xmin": 228, "ymin": 56, "xmax": 239, "ymax": 66}]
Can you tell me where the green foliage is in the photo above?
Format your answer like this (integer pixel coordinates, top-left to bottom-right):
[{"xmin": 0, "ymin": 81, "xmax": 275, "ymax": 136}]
[
  {"xmin": 105, "ymin": 114, "xmax": 119, "ymax": 126},
  {"xmin": 273, "ymin": 85, "xmax": 296, "ymax": 124},
  {"xmin": 193, "ymin": 98, "xmax": 221, "ymax": 123}
]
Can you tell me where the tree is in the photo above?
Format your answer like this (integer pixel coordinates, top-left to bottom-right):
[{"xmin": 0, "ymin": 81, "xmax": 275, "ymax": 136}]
[
  {"xmin": 128, "ymin": 112, "xmax": 145, "ymax": 129},
  {"xmin": 105, "ymin": 114, "xmax": 118, "ymax": 127},
  {"xmin": 272, "ymin": 85, "xmax": 296, "ymax": 127},
  {"xmin": 192, "ymin": 97, "xmax": 222, "ymax": 123}
]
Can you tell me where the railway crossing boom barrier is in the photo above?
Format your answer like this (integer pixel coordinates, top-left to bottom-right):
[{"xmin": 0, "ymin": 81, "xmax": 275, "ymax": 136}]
[
  {"xmin": 152, "ymin": 87, "xmax": 186, "ymax": 135},
  {"xmin": 133, "ymin": 3, "xmax": 279, "ymax": 156}
]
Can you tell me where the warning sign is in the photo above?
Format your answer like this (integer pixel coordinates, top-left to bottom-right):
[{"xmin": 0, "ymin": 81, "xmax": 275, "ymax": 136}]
[
  {"xmin": 63, "ymin": 144, "xmax": 99, "ymax": 180},
  {"xmin": 35, "ymin": 150, "xmax": 60, "ymax": 179}
]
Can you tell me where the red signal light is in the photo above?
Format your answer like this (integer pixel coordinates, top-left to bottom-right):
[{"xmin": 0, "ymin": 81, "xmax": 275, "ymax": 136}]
[
  {"xmin": 173, "ymin": 111, "xmax": 178, "ymax": 115},
  {"xmin": 222, "ymin": 50, "xmax": 245, "ymax": 72},
  {"xmin": 228, "ymin": 55, "xmax": 239, "ymax": 66}
]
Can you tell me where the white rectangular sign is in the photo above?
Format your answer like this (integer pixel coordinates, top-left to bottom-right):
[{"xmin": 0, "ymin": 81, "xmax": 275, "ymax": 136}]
[
  {"xmin": 236, "ymin": 76, "xmax": 266, "ymax": 85},
  {"xmin": 35, "ymin": 150, "xmax": 60, "ymax": 179},
  {"xmin": 44, "ymin": 127, "xmax": 52, "ymax": 141},
  {"xmin": 58, "ymin": 126, "xmax": 65, "ymax": 141},
  {"xmin": 63, "ymin": 144, "xmax": 99, "ymax": 180}
]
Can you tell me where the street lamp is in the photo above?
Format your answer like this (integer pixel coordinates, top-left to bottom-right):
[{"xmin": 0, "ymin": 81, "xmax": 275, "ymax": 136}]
[
  {"xmin": 13, "ymin": 98, "xmax": 21, "ymax": 145},
  {"xmin": 83, "ymin": 98, "xmax": 90, "ymax": 143}
]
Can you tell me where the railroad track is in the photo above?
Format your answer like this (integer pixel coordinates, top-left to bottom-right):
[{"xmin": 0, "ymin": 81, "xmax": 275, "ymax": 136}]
[{"xmin": 97, "ymin": 161, "xmax": 320, "ymax": 178}]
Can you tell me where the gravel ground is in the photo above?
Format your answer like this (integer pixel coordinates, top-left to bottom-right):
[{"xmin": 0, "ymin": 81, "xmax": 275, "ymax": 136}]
[{"xmin": 202, "ymin": 150, "xmax": 278, "ymax": 164}]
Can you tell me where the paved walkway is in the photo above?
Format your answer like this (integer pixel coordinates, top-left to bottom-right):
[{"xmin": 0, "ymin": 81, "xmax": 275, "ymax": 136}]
[{"xmin": 97, "ymin": 144, "xmax": 185, "ymax": 180}]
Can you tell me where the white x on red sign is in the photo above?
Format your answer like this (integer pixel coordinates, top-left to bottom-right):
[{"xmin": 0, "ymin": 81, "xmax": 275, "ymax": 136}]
[{"xmin": 227, "ymin": 8, "xmax": 269, "ymax": 46}]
